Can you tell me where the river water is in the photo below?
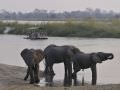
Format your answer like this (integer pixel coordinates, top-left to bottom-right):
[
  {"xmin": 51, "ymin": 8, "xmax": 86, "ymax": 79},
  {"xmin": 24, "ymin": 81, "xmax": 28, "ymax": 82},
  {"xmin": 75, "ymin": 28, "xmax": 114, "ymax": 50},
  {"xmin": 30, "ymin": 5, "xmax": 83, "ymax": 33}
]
[{"xmin": 0, "ymin": 34, "xmax": 120, "ymax": 85}]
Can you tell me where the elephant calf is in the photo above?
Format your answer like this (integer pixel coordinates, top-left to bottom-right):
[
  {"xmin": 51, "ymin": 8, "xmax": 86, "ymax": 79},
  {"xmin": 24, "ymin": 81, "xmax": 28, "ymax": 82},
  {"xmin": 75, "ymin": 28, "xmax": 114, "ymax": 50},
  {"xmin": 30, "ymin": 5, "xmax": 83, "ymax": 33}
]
[
  {"xmin": 72, "ymin": 52, "xmax": 114, "ymax": 85},
  {"xmin": 21, "ymin": 48, "xmax": 44, "ymax": 84}
]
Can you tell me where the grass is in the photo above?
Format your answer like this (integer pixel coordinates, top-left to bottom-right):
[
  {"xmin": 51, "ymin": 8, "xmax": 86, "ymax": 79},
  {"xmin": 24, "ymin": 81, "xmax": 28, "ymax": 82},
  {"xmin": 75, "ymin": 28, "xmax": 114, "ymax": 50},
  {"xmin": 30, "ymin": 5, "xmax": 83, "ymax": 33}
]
[{"xmin": 0, "ymin": 19, "xmax": 120, "ymax": 38}]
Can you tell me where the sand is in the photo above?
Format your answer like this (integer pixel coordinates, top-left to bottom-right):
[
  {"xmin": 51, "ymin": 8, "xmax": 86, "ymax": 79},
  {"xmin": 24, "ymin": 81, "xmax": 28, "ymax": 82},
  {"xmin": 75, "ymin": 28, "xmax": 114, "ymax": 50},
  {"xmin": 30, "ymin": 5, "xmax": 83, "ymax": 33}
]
[{"xmin": 0, "ymin": 63, "xmax": 120, "ymax": 90}]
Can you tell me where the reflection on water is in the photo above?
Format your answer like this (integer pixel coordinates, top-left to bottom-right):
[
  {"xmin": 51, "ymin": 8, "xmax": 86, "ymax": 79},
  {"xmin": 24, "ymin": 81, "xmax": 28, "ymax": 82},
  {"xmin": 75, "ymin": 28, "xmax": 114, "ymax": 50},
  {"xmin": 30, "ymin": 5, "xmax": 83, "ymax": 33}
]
[{"xmin": 0, "ymin": 34, "xmax": 120, "ymax": 85}]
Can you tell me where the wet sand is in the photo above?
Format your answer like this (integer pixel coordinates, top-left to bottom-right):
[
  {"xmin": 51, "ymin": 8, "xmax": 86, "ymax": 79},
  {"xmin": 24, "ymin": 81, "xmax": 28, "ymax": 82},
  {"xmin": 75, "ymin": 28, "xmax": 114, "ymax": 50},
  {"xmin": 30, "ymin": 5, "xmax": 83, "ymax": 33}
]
[{"xmin": 0, "ymin": 63, "xmax": 120, "ymax": 90}]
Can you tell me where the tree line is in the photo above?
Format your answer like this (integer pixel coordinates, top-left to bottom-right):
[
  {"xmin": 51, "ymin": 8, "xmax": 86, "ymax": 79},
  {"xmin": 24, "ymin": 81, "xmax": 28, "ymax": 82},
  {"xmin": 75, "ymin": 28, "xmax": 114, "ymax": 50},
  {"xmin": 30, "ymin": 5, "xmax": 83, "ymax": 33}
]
[{"xmin": 0, "ymin": 8, "xmax": 120, "ymax": 21}]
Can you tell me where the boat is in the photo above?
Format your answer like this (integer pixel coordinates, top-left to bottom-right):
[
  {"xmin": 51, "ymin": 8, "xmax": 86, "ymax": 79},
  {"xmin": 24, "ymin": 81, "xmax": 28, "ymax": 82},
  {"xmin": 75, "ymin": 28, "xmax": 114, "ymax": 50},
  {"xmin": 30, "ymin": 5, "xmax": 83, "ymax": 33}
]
[
  {"xmin": 24, "ymin": 27, "xmax": 48, "ymax": 40},
  {"xmin": 25, "ymin": 32, "xmax": 48, "ymax": 40}
]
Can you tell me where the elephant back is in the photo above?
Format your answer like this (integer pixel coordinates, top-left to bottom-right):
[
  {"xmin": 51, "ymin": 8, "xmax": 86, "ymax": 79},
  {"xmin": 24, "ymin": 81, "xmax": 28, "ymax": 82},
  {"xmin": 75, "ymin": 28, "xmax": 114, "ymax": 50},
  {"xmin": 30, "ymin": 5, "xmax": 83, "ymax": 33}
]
[{"xmin": 44, "ymin": 44, "xmax": 57, "ymax": 56}]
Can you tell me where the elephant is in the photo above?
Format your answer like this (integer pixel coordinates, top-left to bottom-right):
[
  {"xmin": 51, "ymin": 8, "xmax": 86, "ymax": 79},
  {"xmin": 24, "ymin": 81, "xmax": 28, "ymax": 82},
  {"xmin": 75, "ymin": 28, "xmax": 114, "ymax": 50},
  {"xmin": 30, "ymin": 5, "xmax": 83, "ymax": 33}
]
[
  {"xmin": 21, "ymin": 48, "xmax": 44, "ymax": 84},
  {"xmin": 44, "ymin": 44, "xmax": 80, "ymax": 86},
  {"xmin": 72, "ymin": 52, "xmax": 114, "ymax": 85}
]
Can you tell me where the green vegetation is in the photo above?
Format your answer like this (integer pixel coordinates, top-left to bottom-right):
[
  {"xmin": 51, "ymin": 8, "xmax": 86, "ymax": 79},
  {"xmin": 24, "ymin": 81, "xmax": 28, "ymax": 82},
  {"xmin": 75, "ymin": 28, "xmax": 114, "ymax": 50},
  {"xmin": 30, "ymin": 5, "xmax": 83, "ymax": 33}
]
[
  {"xmin": 0, "ymin": 21, "xmax": 6, "ymax": 33},
  {"xmin": 0, "ymin": 19, "xmax": 120, "ymax": 38}
]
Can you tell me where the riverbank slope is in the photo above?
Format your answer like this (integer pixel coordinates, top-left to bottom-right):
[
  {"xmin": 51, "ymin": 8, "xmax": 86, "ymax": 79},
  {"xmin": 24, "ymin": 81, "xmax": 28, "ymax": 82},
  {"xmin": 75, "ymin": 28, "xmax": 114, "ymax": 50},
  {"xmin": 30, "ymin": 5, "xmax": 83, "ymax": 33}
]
[{"xmin": 0, "ymin": 63, "xmax": 120, "ymax": 90}]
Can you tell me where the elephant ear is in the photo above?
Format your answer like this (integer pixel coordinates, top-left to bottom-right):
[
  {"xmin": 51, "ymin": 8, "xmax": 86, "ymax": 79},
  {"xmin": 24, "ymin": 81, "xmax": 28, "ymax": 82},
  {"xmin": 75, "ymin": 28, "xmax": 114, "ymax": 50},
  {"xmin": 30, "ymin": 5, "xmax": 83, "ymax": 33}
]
[
  {"xmin": 71, "ymin": 46, "xmax": 81, "ymax": 54},
  {"xmin": 21, "ymin": 48, "xmax": 33, "ymax": 60},
  {"xmin": 21, "ymin": 48, "xmax": 29, "ymax": 57},
  {"xmin": 92, "ymin": 53, "xmax": 102, "ymax": 63}
]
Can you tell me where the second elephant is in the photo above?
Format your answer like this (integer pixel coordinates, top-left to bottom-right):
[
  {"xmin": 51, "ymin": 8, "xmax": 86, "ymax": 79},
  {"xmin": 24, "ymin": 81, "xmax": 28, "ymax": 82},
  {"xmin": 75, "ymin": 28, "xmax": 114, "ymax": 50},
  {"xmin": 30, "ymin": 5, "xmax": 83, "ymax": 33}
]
[{"xmin": 72, "ymin": 52, "xmax": 114, "ymax": 85}]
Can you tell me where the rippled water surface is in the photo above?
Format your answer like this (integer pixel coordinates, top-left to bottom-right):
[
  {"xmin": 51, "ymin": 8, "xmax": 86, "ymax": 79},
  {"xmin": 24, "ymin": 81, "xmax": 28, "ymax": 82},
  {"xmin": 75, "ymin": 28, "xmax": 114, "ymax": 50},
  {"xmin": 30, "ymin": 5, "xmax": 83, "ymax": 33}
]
[{"xmin": 0, "ymin": 34, "xmax": 120, "ymax": 85}]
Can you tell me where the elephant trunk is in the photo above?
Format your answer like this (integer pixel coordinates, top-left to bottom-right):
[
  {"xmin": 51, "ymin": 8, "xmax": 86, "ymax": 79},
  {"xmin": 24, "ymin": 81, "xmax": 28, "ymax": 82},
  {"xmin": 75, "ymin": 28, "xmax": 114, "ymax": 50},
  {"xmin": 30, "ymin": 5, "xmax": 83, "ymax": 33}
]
[{"xmin": 107, "ymin": 53, "xmax": 114, "ymax": 59}]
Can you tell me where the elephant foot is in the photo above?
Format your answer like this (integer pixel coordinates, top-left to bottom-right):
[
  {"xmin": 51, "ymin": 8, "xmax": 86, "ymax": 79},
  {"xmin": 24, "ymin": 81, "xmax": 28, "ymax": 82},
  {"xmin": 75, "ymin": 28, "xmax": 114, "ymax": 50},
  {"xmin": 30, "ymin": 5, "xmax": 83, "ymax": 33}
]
[
  {"xmin": 30, "ymin": 79, "xmax": 35, "ymax": 84},
  {"xmin": 35, "ymin": 79, "xmax": 40, "ymax": 83},
  {"xmin": 74, "ymin": 79, "xmax": 79, "ymax": 86},
  {"xmin": 30, "ymin": 81, "xmax": 34, "ymax": 84},
  {"xmin": 92, "ymin": 81, "xmax": 96, "ymax": 85},
  {"xmin": 46, "ymin": 82, "xmax": 53, "ymax": 87},
  {"xmin": 74, "ymin": 83, "xmax": 78, "ymax": 86},
  {"xmin": 64, "ymin": 83, "xmax": 71, "ymax": 87},
  {"xmin": 64, "ymin": 80, "xmax": 71, "ymax": 87},
  {"xmin": 92, "ymin": 83, "xmax": 96, "ymax": 86},
  {"xmin": 24, "ymin": 78, "xmax": 27, "ymax": 81},
  {"xmin": 45, "ymin": 74, "xmax": 54, "ymax": 86}
]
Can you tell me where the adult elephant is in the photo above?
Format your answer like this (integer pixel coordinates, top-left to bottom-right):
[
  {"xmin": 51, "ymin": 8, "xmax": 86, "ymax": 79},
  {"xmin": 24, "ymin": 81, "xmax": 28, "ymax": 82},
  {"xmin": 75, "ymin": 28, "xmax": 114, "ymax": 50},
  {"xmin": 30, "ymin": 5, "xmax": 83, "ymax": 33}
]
[
  {"xmin": 44, "ymin": 44, "xmax": 80, "ymax": 86},
  {"xmin": 21, "ymin": 48, "xmax": 44, "ymax": 84},
  {"xmin": 72, "ymin": 52, "xmax": 114, "ymax": 85}
]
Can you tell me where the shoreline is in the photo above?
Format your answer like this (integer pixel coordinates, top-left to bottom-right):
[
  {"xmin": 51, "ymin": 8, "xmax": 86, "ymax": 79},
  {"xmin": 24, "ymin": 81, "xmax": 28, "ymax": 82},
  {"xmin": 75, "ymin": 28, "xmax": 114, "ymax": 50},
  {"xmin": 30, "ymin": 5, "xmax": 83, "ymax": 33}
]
[{"xmin": 0, "ymin": 63, "xmax": 120, "ymax": 90}]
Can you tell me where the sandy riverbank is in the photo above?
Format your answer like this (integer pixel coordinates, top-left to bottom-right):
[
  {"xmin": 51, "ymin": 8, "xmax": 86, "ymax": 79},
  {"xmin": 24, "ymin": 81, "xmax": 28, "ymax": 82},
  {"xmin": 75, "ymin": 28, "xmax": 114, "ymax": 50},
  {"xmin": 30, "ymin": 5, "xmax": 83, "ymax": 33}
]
[{"xmin": 0, "ymin": 63, "xmax": 120, "ymax": 90}]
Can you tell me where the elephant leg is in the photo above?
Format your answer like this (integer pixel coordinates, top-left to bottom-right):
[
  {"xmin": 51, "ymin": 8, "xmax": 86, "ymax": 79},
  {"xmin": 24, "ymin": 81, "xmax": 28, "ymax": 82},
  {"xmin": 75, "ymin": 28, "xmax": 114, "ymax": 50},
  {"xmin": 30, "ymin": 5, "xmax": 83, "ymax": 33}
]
[
  {"xmin": 72, "ymin": 69, "xmax": 80, "ymax": 86},
  {"xmin": 64, "ymin": 62, "xmax": 68, "ymax": 86},
  {"xmin": 34, "ymin": 64, "xmax": 40, "ymax": 83},
  {"xmin": 67, "ymin": 62, "xmax": 72, "ymax": 86},
  {"xmin": 91, "ymin": 65, "xmax": 97, "ymax": 85},
  {"xmin": 29, "ymin": 66, "xmax": 35, "ymax": 84},
  {"xmin": 44, "ymin": 63, "xmax": 54, "ymax": 82},
  {"xmin": 44, "ymin": 63, "xmax": 48, "ymax": 75},
  {"xmin": 72, "ymin": 62, "xmax": 81, "ymax": 86},
  {"xmin": 44, "ymin": 60, "xmax": 50, "ymax": 82},
  {"xmin": 64, "ymin": 61, "xmax": 72, "ymax": 86},
  {"xmin": 49, "ymin": 65, "xmax": 54, "ymax": 86},
  {"xmin": 44, "ymin": 59, "xmax": 55, "ymax": 77},
  {"xmin": 44, "ymin": 65, "xmax": 48, "ymax": 82},
  {"xmin": 50, "ymin": 65, "xmax": 55, "ymax": 76},
  {"xmin": 45, "ymin": 65, "xmax": 54, "ymax": 86},
  {"xmin": 47, "ymin": 64, "xmax": 55, "ymax": 75},
  {"xmin": 24, "ymin": 67, "xmax": 30, "ymax": 81}
]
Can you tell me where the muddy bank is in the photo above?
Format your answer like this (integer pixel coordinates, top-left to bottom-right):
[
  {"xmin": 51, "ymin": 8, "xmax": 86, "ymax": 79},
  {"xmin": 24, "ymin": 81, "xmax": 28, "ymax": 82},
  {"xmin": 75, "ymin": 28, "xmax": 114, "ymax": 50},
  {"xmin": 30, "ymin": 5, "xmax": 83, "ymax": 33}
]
[
  {"xmin": 0, "ymin": 63, "xmax": 43, "ymax": 85},
  {"xmin": 0, "ymin": 63, "xmax": 120, "ymax": 90}
]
